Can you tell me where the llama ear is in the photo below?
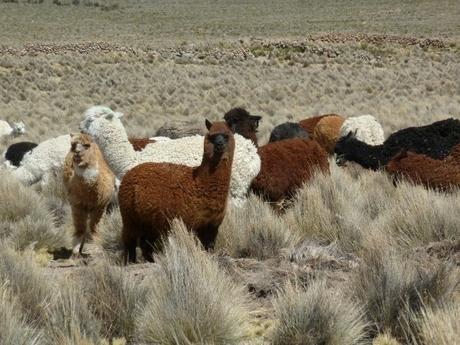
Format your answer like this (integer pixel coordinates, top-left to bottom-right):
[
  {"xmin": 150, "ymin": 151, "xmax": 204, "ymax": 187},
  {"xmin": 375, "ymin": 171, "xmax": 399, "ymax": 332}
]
[
  {"xmin": 205, "ymin": 119, "xmax": 212, "ymax": 130},
  {"xmin": 353, "ymin": 129, "xmax": 358, "ymax": 136},
  {"xmin": 70, "ymin": 133, "xmax": 75, "ymax": 138}
]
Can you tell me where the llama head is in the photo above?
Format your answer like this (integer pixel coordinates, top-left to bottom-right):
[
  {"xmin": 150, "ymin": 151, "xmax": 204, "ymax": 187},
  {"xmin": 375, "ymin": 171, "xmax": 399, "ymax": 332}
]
[
  {"xmin": 334, "ymin": 130, "xmax": 358, "ymax": 166},
  {"xmin": 79, "ymin": 105, "xmax": 124, "ymax": 136},
  {"xmin": 204, "ymin": 119, "xmax": 235, "ymax": 161},
  {"xmin": 69, "ymin": 133, "xmax": 96, "ymax": 168},
  {"xmin": 223, "ymin": 107, "xmax": 262, "ymax": 146},
  {"xmin": 11, "ymin": 121, "xmax": 26, "ymax": 136}
]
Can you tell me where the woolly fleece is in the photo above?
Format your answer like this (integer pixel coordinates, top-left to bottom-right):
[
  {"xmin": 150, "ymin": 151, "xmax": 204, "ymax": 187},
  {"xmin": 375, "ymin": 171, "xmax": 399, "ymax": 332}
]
[{"xmin": 80, "ymin": 106, "xmax": 261, "ymax": 207}]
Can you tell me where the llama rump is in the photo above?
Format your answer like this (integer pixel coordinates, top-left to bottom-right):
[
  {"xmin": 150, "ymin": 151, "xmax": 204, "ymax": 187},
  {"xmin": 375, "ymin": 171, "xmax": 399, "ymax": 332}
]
[
  {"xmin": 224, "ymin": 108, "xmax": 329, "ymax": 206},
  {"xmin": 386, "ymin": 144, "xmax": 460, "ymax": 191},
  {"xmin": 268, "ymin": 122, "xmax": 309, "ymax": 143},
  {"xmin": 63, "ymin": 133, "xmax": 115, "ymax": 255},
  {"xmin": 3, "ymin": 141, "xmax": 38, "ymax": 168},
  {"xmin": 311, "ymin": 114, "xmax": 345, "ymax": 154},
  {"xmin": 335, "ymin": 118, "xmax": 460, "ymax": 170},
  {"xmin": 298, "ymin": 114, "xmax": 335, "ymax": 135},
  {"xmin": 118, "ymin": 120, "xmax": 235, "ymax": 263}
]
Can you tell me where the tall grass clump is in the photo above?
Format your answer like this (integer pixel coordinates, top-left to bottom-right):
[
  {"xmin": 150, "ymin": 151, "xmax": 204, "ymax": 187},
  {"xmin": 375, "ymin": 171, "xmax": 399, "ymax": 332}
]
[
  {"xmin": 352, "ymin": 245, "xmax": 458, "ymax": 340},
  {"xmin": 0, "ymin": 170, "xmax": 70, "ymax": 251},
  {"xmin": 0, "ymin": 246, "xmax": 52, "ymax": 326},
  {"xmin": 284, "ymin": 164, "xmax": 394, "ymax": 252},
  {"xmin": 410, "ymin": 301, "xmax": 460, "ymax": 345},
  {"xmin": 0, "ymin": 284, "xmax": 43, "ymax": 345},
  {"xmin": 137, "ymin": 219, "xmax": 252, "ymax": 345},
  {"xmin": 82, "ymin": 262, "xmax": 148, "ymax": 343},
  {"xmin": 45, "ymin": 281, "xmax": 102, "ymax": 345},
  {"xmin": 93, "ymin": 207, "xmax": 124, "ymax": 263},
  {"xmin": 376, "ymin": 183, "xmax": 460, "ymax": 248},
  {"xmin": 271, "ymin": 279, "xmax": 368, "ymax": 345},
  {"xmin": 217, "ymin": 194, "xmax": 300, "ymax": 259}
]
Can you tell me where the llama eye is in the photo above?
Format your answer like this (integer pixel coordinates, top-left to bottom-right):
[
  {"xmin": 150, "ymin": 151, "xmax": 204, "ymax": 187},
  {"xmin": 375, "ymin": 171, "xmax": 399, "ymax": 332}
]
[{"xmin": 83, "ymin": 144, "xmax": 91, "ymax": 149}]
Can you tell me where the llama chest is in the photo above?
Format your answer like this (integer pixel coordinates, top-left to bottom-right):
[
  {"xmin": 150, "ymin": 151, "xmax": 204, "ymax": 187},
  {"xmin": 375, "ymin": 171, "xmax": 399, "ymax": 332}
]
[{"xmin": 74, "ymin": 166, "xmax": 99, "ymax": 183}]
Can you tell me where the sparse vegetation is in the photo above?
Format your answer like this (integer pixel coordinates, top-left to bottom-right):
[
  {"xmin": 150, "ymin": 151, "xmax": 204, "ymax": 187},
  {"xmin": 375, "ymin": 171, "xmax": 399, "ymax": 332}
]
[
  {"xmin": 271, "ymin": 280, "xmax": 368, "ymax": 345},
  {"xmin": 137, "ymin": 220, "xmax": 252, "ymax": 345},
  {"xmin": 0, "ymin": 0, "xmax": 459, "ymax": 343}
]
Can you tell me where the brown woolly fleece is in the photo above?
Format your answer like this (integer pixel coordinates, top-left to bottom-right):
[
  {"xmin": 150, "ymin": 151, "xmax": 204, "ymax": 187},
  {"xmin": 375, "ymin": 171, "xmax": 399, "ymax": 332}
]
[
  {"xmin": 299, "ymin": 114, "xmax": 339, "ymax": 135},
  {"xmin": 128, "ymin": 138, "xmax": 156, "ymax": 151},
  {"xmin": 312, "ymin": 114, "xmax": 345, "ymax": 154},
  {"xmin": 118, "ymin": 120, "xmax": 235, "ymax": 263},
  {"xmin": 386, "ymin": 144, "xmax": 460, "ymax": 191},
  {"xmin": 222, "ymin": 108, "xmax": 330, "ymax": 209},
  {"xmin": 63, "ymin": 133, "xmax": 115, "ymax": 254},
  {"xmin": 251, "ymin": 138, "xmax": 330, "ymax": 204}
]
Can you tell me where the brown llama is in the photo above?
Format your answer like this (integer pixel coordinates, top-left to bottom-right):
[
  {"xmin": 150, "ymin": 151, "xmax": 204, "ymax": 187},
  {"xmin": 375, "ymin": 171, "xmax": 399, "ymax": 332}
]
[
  {"xmin": 63, "ymin": 133, "xmax": 116, "ymax": 255},
  {"xmin": 311, "ymin": 114, "xmax": 345, "ymax": 154},
  {"xmin": 299, "ymin": 114, "xmax": 334, "ymax": 135},
  {"xmin": 224, "ymin": 108, "xmax": 330, "ymax": 208},
  {"xmin": 386, "ymin": 143, "xmax": 460, "ymax": 191},
  {"xmin": 118, "ymin": 120, "xmax": 235, "ymax": 263}
]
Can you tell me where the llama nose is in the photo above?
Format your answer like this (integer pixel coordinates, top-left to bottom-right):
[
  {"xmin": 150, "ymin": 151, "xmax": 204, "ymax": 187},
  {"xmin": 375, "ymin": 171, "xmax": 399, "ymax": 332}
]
[
  {"xmin": 214, "ymin": 135, "xmax": 226, "ymax": 151},
  {"xmin": 335, "ymin": 154, "xmax": 346, "ymax": 166}
]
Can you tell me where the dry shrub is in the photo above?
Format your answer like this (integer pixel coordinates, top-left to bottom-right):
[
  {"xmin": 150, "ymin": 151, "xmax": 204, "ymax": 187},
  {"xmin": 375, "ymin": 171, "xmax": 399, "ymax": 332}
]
[
  {"xmin": 271, "ymin": 279, "xmax": 368, "ymax": 345},
  {"xmin": 0, "ymin": 245, "xmax": 52, "ymax": 326},
  {"xmin": 93, "ymin": 207, "xmax": 124, "ymax": 263},
  {"xmin": 410, "ymin": 301, "xmax": 460, "ymax": 345},
  {"xmin": 284, "ymin": 163, "xmax": 395, "ymax": 252},
  {"xmin": 376, "ymin": 183, "xmax": 460, "ymax": 248},
  {"xmin": 353, "ymin": 246, "xmax": 458, "ymax": 340},
  {"xmin": 217, "ymin": 195, "xmax": 300, "ymax": 259},
  {"xmin": 82, "ymin": 263, "xmax": 148, "ymax": 342},
  {"xmin": 137, "ymin": 219, "xmax": 252, "ymax": 345},
  {"xmin": 372, "ymin": 333, "xmax": 401, "ymax": 345},
  {"xmin": 45, "ymin": 281, "xmax": 102, "ymax": 345},
  {"xmin": 0, "ymin": 284, "xmax": 43, "ymax": 345},
  {"xmin": 0, "ymin": 170, "xmax": 70, "ymax": 251}
]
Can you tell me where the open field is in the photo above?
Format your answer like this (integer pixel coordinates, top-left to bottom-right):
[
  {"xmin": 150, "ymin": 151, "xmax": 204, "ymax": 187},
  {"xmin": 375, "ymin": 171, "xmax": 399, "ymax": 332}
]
[{"xmin": 0, "ymin": 1, "xmax": 459, "ymax": 344}]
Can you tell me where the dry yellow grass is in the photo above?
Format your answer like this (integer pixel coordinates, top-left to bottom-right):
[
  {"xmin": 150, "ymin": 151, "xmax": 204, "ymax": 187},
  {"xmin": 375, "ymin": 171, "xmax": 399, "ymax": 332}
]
[{"xmin": 0, "ymin": 1, "xmax": 459, "ymax": 344}]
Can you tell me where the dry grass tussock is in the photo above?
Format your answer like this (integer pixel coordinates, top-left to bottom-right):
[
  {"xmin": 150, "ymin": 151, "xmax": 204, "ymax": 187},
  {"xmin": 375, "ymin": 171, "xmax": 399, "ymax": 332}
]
[
  {"xmin": 410, "ymin": 300, "xmax": 460, "ymax": 345},
  {"xmin": 0, "ymin": 170, "xmax": 70, "ymax": 251},
  {"xmin": 137, "ymin": 220, "xmax": 253, "ymax": 345},
  {"xmin": 271, "ymin": 279, "xmax": 368, "ymax": 345},
  {"xmin": 352, "ymin": 244, "xmax": 459, "ymax": 341}
]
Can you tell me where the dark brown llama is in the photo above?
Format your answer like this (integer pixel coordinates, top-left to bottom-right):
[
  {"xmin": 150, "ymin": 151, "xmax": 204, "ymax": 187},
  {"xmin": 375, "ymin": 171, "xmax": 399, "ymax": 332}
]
[{"xmin": 118, "ymin": 120, "xmax": 235, "ymax": 263}]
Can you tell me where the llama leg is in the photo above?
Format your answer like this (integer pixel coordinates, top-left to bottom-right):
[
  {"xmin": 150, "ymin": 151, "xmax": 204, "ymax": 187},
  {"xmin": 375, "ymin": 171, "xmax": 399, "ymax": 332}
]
[
  {"xmin": 196, "ymin": 225, "xmax": 219, "ymax": 251},
  {"xmin": 71, "ymin": 207, "xmax": 88, "ymax": 255},
  {"xmin": 121, "ymin": 222, "xmax": 137, "ymax": 264},
  {"xmin": 89, "ymin": 207, "xmax": 105, "ymax": 238},
  {"xmin": 140, "ymin": 233, "xmax": 161, "ymax": 262}
]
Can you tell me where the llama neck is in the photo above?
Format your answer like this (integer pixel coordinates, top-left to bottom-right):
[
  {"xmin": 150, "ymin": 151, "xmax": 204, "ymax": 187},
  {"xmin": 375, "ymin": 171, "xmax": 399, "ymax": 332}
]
[
  {"xmin": 194, "ymin": 147, "xmax": 235, "ymax": 198},
  {"xmin": 91, "ymin": 121, "xmax": 139, "ymax": 179},
  {"xmin": 346, "ymin": 139, "xmax": 384, "ymax": 170},
  {"xmin": 73, "ymin": 154, "xmax": 99, "ymax": 184}
]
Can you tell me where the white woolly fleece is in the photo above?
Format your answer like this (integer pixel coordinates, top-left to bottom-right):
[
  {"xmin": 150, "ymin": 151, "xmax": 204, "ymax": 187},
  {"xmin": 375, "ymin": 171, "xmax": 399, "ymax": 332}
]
[
  {"xmin": 80, "ymin": 106, "xmax": 261, "ymax": 207},
  {"xmin": 339, "ymin": 115, "xmax": 385, "ymax": 146},
  {"xmin": 0, "ymin": 120, "xmax": 25, "ymax": 139},
  {"xmin": 12, "ymin": 134, "xmax": 71, "ymax": 186},
  {"xmin": 0, "ymin": 120, "xmax": 13, "ymax": 138}
]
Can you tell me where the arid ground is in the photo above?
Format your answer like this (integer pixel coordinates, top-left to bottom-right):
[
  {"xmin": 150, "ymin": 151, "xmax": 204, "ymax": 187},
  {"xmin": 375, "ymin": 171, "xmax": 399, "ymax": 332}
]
[{"xmin": 0, "ymin": 1, "xmax": 459, "ymax": 344}]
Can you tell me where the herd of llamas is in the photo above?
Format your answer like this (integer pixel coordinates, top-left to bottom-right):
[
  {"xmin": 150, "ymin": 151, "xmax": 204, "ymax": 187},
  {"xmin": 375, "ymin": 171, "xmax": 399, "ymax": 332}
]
[{"xmin": 1, "ymin": 106, "xmax": 460, "ymax": 263}]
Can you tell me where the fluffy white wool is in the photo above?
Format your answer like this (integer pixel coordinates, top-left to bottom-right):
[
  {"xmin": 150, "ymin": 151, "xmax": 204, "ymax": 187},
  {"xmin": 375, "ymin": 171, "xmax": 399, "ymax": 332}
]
[
  {"xmin": 339, "ymin": 114, "xmax": 385, "ymax": 145},
  {"xmin": 80, "ymin": 106, "xmax": 261, "ymax": 207},
  {"xmin": 12, "ymin": 134, "xmax": 71, "ymax": 185},
  {"xmin": 0, "ymin": 120, "xmax": 25, "ymax": 139}
]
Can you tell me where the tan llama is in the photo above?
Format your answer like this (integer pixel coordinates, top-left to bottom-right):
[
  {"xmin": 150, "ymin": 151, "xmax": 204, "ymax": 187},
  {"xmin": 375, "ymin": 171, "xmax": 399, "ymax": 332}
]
[
  {"xmin": 63, "ymin": 133, "xmax": 115, "ymax": 255},
  {"xmin": 118, "ymin": 120, "xmax": 235, "ymax": 263}
]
